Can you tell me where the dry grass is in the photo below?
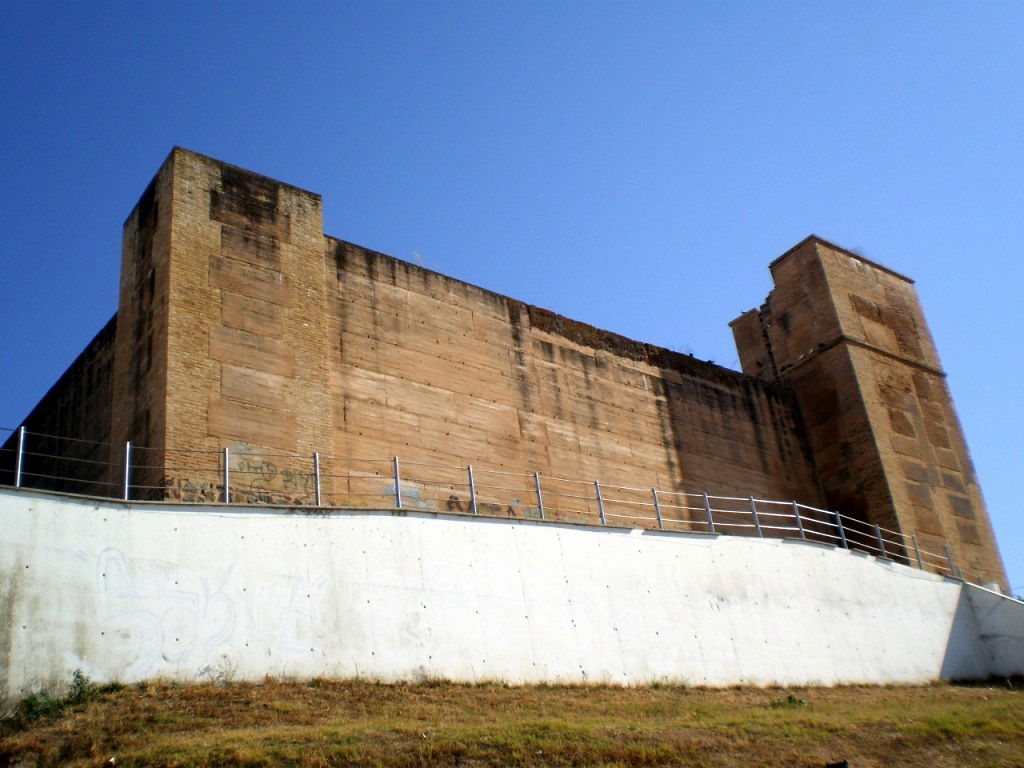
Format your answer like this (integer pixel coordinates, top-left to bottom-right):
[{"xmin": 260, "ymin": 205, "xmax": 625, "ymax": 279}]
[{"xmin": 2, "ymin": 678, "xmax": 1023, "ymax": 767}]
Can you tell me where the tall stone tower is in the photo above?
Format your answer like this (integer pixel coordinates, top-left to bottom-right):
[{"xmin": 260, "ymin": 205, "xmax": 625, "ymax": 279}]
[
  {"xmin": 111, "ymin": 148, "xmax": 334, "ymax": 498},
  {"xmin": 731, "ymin": 237, "xmax": 1007, "ymax": 589}
]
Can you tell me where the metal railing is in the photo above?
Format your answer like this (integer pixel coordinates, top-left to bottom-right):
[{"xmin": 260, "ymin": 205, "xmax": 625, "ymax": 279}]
[{"xmin": 0, "ymin": 426, "xmax": 963, "ymax": 581}]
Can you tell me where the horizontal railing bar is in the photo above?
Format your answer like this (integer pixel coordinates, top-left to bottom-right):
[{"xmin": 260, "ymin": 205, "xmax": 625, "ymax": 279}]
[
  {"xmin": 152, "ymin": 446, "xmax": 223, "ymax": 455},
  {"xmin": 19, "ymin": 449, "xmax": 107, "ymax": 461},
  {"xmin": 749, "ymin": 498, "xmax": 797, "ymax": 507},
  {"xmin": 469, "ymin": 466, "xmax": 533, "ymax": 478},
  {"xmin": 477, "ymin": 484, "xmax": 531, "ymax": 494},
  {"xmin": 541, "ymin": 475, "xmax": 594, "ymax": 486},
  {"xmin": 835, "ymin": 512, "xmax": 903, "ymax": 539},
  {"xmin": 321, "ymin": 456, "xmax": 391, "ymax": 463},
  {"xmin": 597, "ymin": 482, "xmax": 672, "ymax": 494},
  {"xmin": 14, "ymin": 430, "xmax": 119, "ymax": 447},
  {"xmin": 398, "ymin": 460, "xmax": 464, "ymax": 470},
  {"xmin": 806, "ymin": 532, "xmax": 839, "ymax": 544},
  {"xmin": 794, "ymin": 502, "xmax": 835, "ymax": 514},
  {"xmin": 539, "ymin": 490, "xmax": 595, "ymax": 501},
  {"xmin": 19, "ymin": 451, "xmax": 113, "ymax": 467},
  {"xmin": 226, "ymin": 451, "xmax": 313, "ymax": 460},
  {"xmin": 399, "ymin": 476, "xmax": 463, "ymax": 487},
  {"xmin": 230, "ymin": 468, "xmax": 312, "ymax": 477},
  {"xmin": 646, "ymin": 489, "xmax": 701, "ymax": 500},
  {"xmin": 19, "ymin": 471, "xmax": 118, "ymax": 487},
  {"xmin": 602, "ymin": 497, "xmax": 655, "ymax": 508},
  {"xmin": 653, "ymin": 502, "xmax": 704, "ymax": 512},
  {"xmin": 157, "ymin": 465, "xmax": 222, "ymax": 473}
]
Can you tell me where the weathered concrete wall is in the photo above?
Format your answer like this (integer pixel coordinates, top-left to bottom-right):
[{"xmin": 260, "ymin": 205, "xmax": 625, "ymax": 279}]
[
  {"xmin": 964, "ymin": 583, "xmax": 1024, "ymax": 677},
  {"xmin": 732, "ymin": 237, "xmax": 1007, "ymax": 589},
  {"xmin": 3, "ymin": 487, "xmax": 1022, "ymax": 703}
]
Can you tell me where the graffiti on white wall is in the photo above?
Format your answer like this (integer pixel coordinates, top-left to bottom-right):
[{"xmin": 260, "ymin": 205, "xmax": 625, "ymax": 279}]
[{"xmin": 94, "ymin": 547, "xmax": 329, "ymax": 680}]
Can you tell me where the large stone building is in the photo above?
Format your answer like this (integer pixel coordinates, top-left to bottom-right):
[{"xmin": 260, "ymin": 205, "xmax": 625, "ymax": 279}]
[{"xmin": 1, "ymin": 148, "xmax": 1007, "ymax": 589}]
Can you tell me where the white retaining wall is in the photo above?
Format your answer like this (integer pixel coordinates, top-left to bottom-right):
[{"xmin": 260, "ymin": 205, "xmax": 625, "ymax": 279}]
[{"xmin": 1, "ymin": 487, "xmax": 1021, "ymax": 702}]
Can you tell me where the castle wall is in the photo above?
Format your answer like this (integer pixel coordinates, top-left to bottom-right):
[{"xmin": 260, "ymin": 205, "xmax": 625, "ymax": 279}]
[
  {"xmin": 129, "ymin": 148, "xmax": 823, "ymax": 518},
  {"xmin": 0, "ymin": 316, "xmax": 116, "ymax": 495},
  {"xmin": 3, "ymin": 150, "xmax": 1006, "ymax": 590},
  {"xmin": 326, "ymin": 238, "xmax": 823, "ymax": 517}
]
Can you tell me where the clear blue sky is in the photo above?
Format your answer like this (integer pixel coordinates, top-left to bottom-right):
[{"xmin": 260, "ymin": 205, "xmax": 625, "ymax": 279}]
[{"xmin": 1, "ymin": 1, "xmax": 1021, "ymax": 591}]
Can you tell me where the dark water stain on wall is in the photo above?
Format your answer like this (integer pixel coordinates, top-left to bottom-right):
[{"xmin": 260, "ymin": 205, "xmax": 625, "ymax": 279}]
[{"xmin": 505, "ymin": 301, "xmax": 534, "ymax": 414}]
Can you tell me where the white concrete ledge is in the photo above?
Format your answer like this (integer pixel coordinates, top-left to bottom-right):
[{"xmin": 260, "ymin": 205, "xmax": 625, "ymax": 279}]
[{"xmin": 1, "ymin": 487, "xmax": 1021, "ymax": 702}]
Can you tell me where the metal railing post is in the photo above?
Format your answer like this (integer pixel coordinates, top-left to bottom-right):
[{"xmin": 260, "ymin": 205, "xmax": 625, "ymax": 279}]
[
  {"xmin": 222, "ymin": 447, "xmax": 231, "ymax": 504},
  {"xmin": 123, "ymin": 441, "xmax": 132, "ymax": 501},
  {"xmin": 944, "ymin": 545, "xmax": 961, "ymax": 579},
  {"xmin": 834, "ymin": 510, "xmax": 848, "ymax": 549},
  {"xmin": 313, "ymin": 452, "xmax": 322, "ymax": 506},
  {"xmin": 749, "ymin": 496, "xmax": 763, "ymax": 537},
  {"xmin": 534, "ymin": 472, "xmax": 545, "ymax": 520},
  {"xmin": 393, "ymin": 456, "xmax": 402, "ymax": 509},
  {"xmin": 468, "ymin": 464, "xmax": 478, "ymax": 515},
  {"xmin": 791, "ymin": 501, "xmax": 805, "ymax": 539},
  {"xmin": 874, "ymin": 524, "xmax": 886, "ymax": 558},
  {"xmin": 595, "ymin": 481, "xmax": 606, "ymax": 525},
  {"xmin": 703, "ymin": 491, "xmax": 716, "ymax": 534},
  {"xmin": 912, "ymin": 534, "xmax": 924, "ymax": 570},
  {"xmin": 652, "ymin": 488, "xmax": 664, "ymax": 530},
  {"xmin": 14, "ymin": 426, "xmax": 25, "ymax": 488}
]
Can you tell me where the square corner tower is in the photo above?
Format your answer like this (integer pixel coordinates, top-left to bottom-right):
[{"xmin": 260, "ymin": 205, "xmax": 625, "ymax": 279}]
[{"xmin": 731, "ymin": 236, "xmax": 1007, "ymax": 589}]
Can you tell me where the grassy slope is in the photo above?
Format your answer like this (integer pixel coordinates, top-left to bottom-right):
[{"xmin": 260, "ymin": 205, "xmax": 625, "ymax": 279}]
[{"xmin": 2, "ymin": 680, "xmax": 1023, "ymax": 767}]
